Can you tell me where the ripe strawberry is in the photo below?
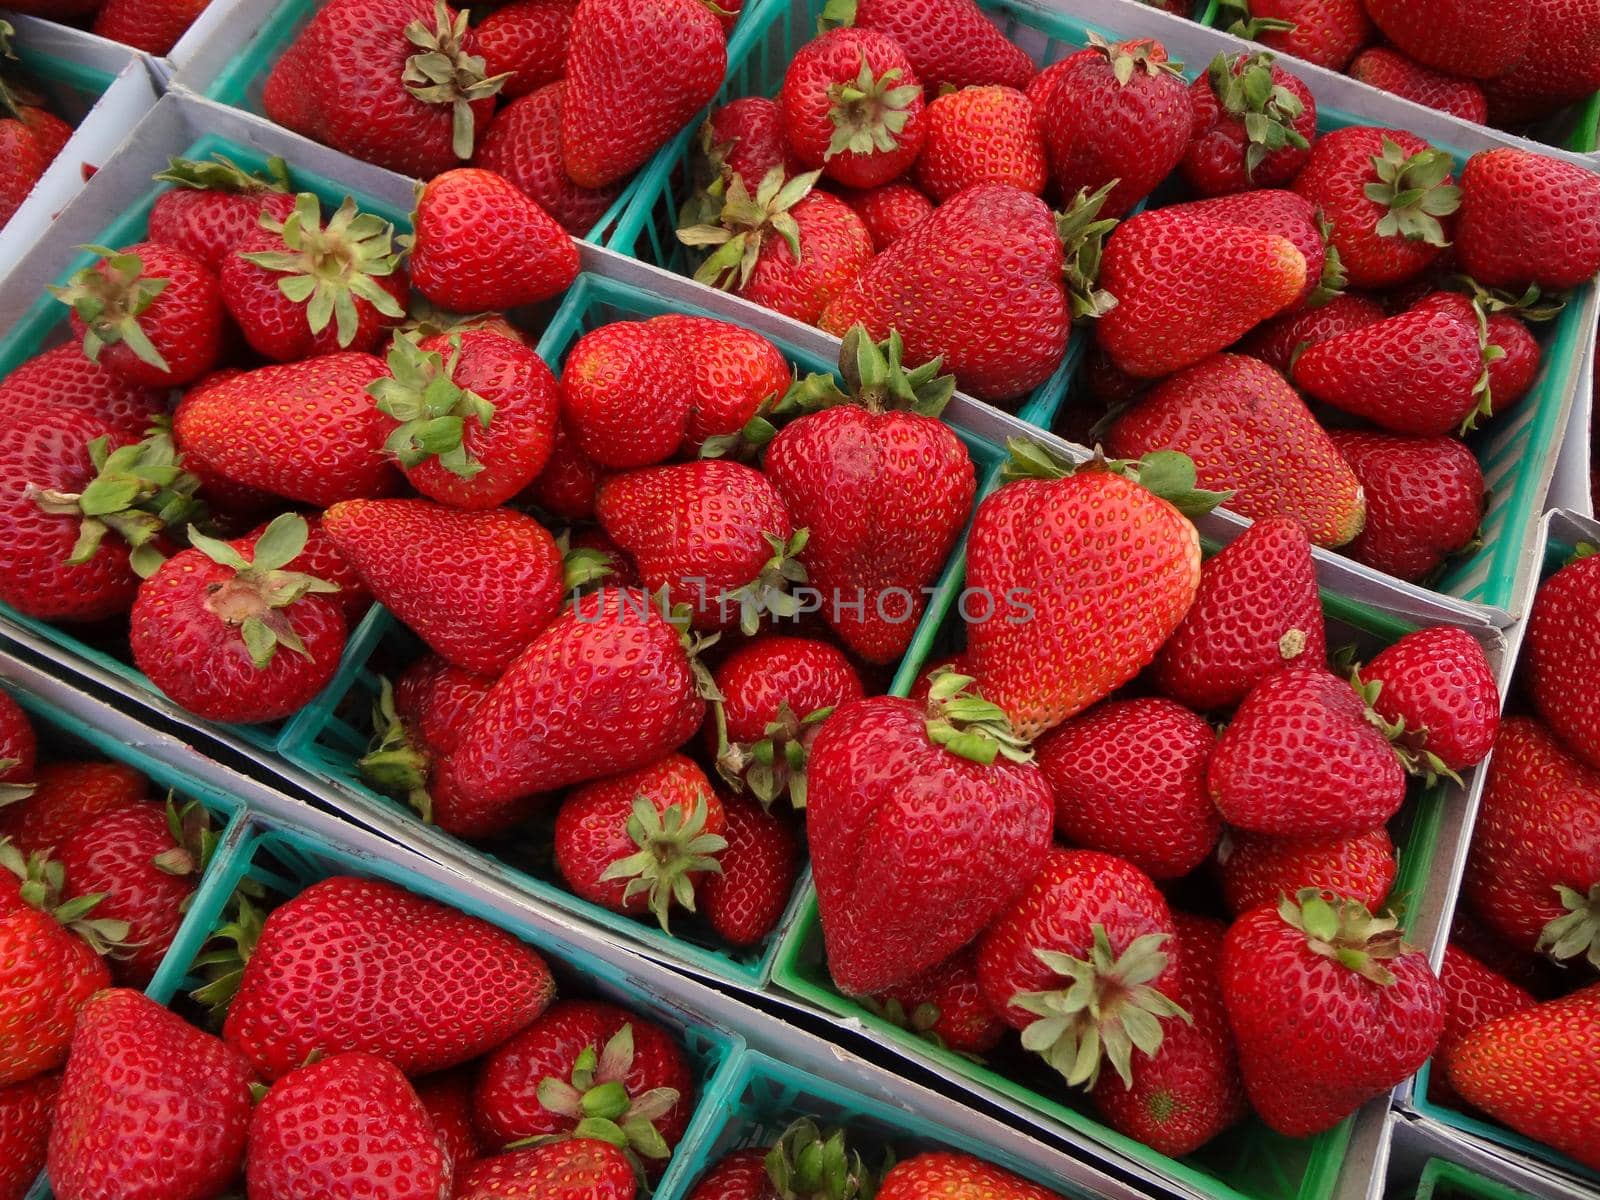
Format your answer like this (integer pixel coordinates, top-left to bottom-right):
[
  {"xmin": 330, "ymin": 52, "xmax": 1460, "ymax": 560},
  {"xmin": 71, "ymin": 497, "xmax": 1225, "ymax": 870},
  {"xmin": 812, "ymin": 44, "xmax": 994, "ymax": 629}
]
[
  {"xmin": 1223, "ymin": 891, "xmax": 1443, "ymax": 1136},
  {"xmin": 223, "ymin": 875, "xmax": 555, "ymax": 1080},
  {"xmin": 965, "ymin": 451, "xmax": 1209, "ymax": 739},
  {"xmin": 0, "ymin": 762, "xmax": 146, "ymax": 862},
  {"xmin": 833, "ymin": 181, "xmax": 932, "ymax": 251},
  {"xmin": 880, "ymin": 1154, "xmax": 1055, "ymax": 1200},
  {"xmin": 1175, "ymin": 188, "xmax": 1338, "ymax": 310},
  {"xmin": 1357, "ymin": 627, "xmax": 1499, "ymax": 780},
  {"xmin": 1348, "ymin": 48, "xmax": 1488, "ymax": 123},
  {"xmin": 0, "ymin": 97, "xmax": 71, "ymax": 229},
  {"xmin": 48, "ymin": 989, "xmax": 254, "ymax": 1200},
  {"xmin": 247, "ymin": 1052, "xmax": 452, "ymax": 1200},
  {"xmin": 1219, "ymin": 828, "xmax": 1397, "ymax": 915},
  {"xmin": 1238, "ymin": 292, "xmax": 1386, "ymax": 372},
  {"xmin": 701, "ymin": 791, "xmax": 798, "ymax": 947},
  {"xmin": 696, "ymin": 97, "xmax": 801, "ymax": 197},
  {"xmin": 1484, "ymin": 313, "xmax": 1540, "ymax": 417},
  {"xmin": 1362, "ymin": 0, "xmax": 1528, "ymax": 79},
  {"xmin": 476, "ymin": 0, "xmax": 575, "ymax": 97},
  {"xmin": 233, "ymin": 512, "xmax": 372, "ymax": 625},
  {"xmin": 914, "ymin": 85, "xmax": 1045, "ymax": 201},
  {"xmin": 1464, "ymin": 717, "xmax": 1600, "ymax": 967},
  {"xmin": 1446, "ymin": 983, "xmax": 1600, "ymax": 1168},
  {"xmin": 1035, "ymin": 35, "xmax": 1191, "ymax": 219},
  {"xmin": 221, "ymin": 194, "xmax": 407, "ymax": 363},
  {"xmin": 1457, "ymin": 148, "xmax": 1600, "ymax": 292},
  {"xmin": 0, "ymin": 1071, "xmax": 58, "ymax": 1200},
  {"xmin": 780, "ymin": 28, "xmax": 925, "ymax": 190},
  {"xmin": 978, "ymin": 848, "xmax": 1185, "ymax": 1088},
  {"xmin": 148, "ymin": 153, "xmax": 298, "ymax": 269},
  {"xmin": 1036, "ymin": 699, "xmax": 1219, "ymax": 881},
  {"xmin": 1430, "ymin": 943, "xmax": 1535, "ymax": 1109},
  {"xmin": 265, "ymin": 0, "xmax": 504, "ymax": 177},
  {"xmin": 439, "ymin": 588, "xmax": 709, "ymax": 810},
  {"xmin": 175, "ymin": 352, "xmax": 398, "ymax": 506},
  {"xmin": 561, "ymin": 0, "xmax": 726, "ymax": 188},
  {"xmin": 1526, "ymin": 549, "xmax": 1600, "ymax": 772},
  {"xmin": 1217, "ymin": 0, "xmax": 1373, "ymax": 71},
  {"xmin": 1095, "ymin": 209, "xmax": 1306, "ymax": 379},
  {"xmin": 560, "ymin": 320, "xmax": 692, "ymax": 468},
  {"xmin": 807, "ymin": 680, "xmax": 1054, "ymax": 995},
  {"xmin": 0, "ymin": 343, "xmax": 165, "ymax": 438},
  {"xmin": 473, "ymin": 83, "xmax": 624, "ymax": 237},
  {"xmin": 1182, "ymin": 52, "xmax": 1315, "ymax": 196},
  {"xmin": 1483, "ymin": 0, "xmax": 1600, "ymax": 127},
  {"xmin": 1329, "ymin": 430, "xmax": 1484, "ymax": 583},
  {"xmin": 865, "ymin": 945, "xmax": 1006, "ymax": 1056},
  {"xmin": 473, "ymin": 999, "xmax": 693, "ymax": 1162},
  {"xmin": 1209, "ymin": 666, "xmax": 1407, "ymax": 838},
  {"xmin": 645, "ymin": 315, "xmax": 791, "ymax": 452},
  {"xmin": 841, "ymin": 0, "xmax": 1035, "ymax": 94},
  {"xmin": 1293, "ymin": 128, "xmax": 1459, "ymax": 290},
  {"xmin": 456, "ymin": 1141, "xmax": 636, "ymax": 1200}
]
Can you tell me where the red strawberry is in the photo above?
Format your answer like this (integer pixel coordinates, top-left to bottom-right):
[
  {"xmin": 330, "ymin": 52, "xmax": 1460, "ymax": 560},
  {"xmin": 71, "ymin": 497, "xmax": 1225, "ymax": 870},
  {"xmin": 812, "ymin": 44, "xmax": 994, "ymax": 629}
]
[
  {"xmin": 472, "ymin": 999, "xmax": 693, "ymax": 1164},
  {"xmin": 234, "ymin": 512, "xmax": 372, "ymax": 625},
  {"xmin": 246, "ymin": 1052, "xmax": 451, "ymax": 1200},
  {"xmin": 48, "ymin": 990, "xmax": 254, "ymax": 1200},
  {"xmin": 1457, "ymin": 149, "xmax": 1600, "ymax": 292},
  {"xmin": 701, "ymin": 791, "xmax": 798, "ymax": 947},
  {"xmin": 476, "ymin": 0, "xmax": 575, "ymax": 97},
  {"xmin": 833, "ymin": 181, "xmax": 932, "ymax": 251},
  {"xmin": 50, "ymin": 242, "xmax": 223, "ymax": 389},
  {"xmin": 1222, "ymin": 891, "xmax": 1443, "ymax": 1136},
  {"xmin": 1237, "ymin": 292, "xmax": 1386, "ymax": 372},
  {"xmin": 147, "ymin": 153, "xmax": 298, "ymax": 269},
  {"xmin": 223, "ymin": 876, "xmax": 555, "ymax": 1080},
  {"xmin": 1357, "ymin": 626, "xmax": 1499, "ymax": 780},
  {"xmin": 1182, "ymin": 52, "xmax": 1315, "ymax": 196},
  {"xmin": 1219, "ymin": 828, "xmax": 1397, "ymax": 915},
  {"xmin": 0, "ymin": 1072, "xmax": 57, "ymax": 1200},
  {"xmin": 865, "ymin": 945, "xmax": 1006, "ymax": 1056},
  {"xmin": 130, "ymin": 514, "xmax": 347, "ymax": 725},
  {"xmin": 0, "ymin": 343, "xmax": 165, "ymax": 438},
  {"xmin": 472, "ymin": 83, "xmax": 624, "ymax": 237},
  {"xmin": 1431, "ymin": 943, "xmax": 1535, "ymax": 1109},
  {"xmin": 521, "ymin": 419, "xmax": 602, "ymax": 520},
  {"xmin": 1209, "ymin": 666, "xmax": 1407, "ymax": 839},
  {"xmin": 780, "ymin": 28, "xmax": 925, "ymax": 190},
  {"xmin": 456, "ymin": 1141, "xmax": 637, "ymax": 1200},
  {"xmin": 841, "ymin": 0, "xmax": 1035, "ymax": 94},
  {"xmin": 1362, "ymin": 0, "xmax": 1528, "ymax": 79},
  {"xmin": 645, "ymin": 315, "xmax": 791, "ymax": 452},
  {"xmin": 1526, "ymin": 549, "xmax": 1600, "ymax": 772},
  {"xmin": 978, "ymin": 848, "xmax": 1185, "ymax": 1088},
  {"xmin": 1484, "ymin": 313, "xmax": 1540, "ymax": 416},
  {"xmin": 1329, "ymin": 430, "xmax": 1484, "ymax": 583},
  {"xmin": 807, "ymin": 681, "xmax": 1054, "ymax": 995},
  {"xmin": 1292, "ymin": 127, "xmax": 1459, "ymax": 290},
  {"xmin": 879, "ymin": 1154, "xmax": 1056, "ymax": 1200},
  {"xmin": 1174, "ymin": 189, "xmax": 1337, "ymax": 310},
  {"xmin": 1483, "ymin": 0, "xmax": 1600, "ymax": 127},
  {"xmin": 1217, "ymin": 0, "xmax": 1373, "ymax": 71},
  {"xmin": 1348, "ymin": 48, "xmax": 1488, "ymax": 123},
  {"xmin": 560, "ymin": 320, "xmax": 692, "ymax": 468},
  {"xmin": 1035, "ymin": 35, "xmax": 1192, "ymax": 219},
  {"xmin": 914, "ymin": 85, "xmax": 1045, "ymax": 201},
  {"xmin": 561, "ymin": 0, "xmax": 726, "ymax": 188},
  {"xmin": 0, "ymin": 762, "xmax": 146, "ymax": 862},
  {"xmin": 696, "ymin": 97, "xmax": 802, "ymax": 196},
  {"xmin": 1154, "ymin": 517, "xmax": 1327, "ymax": 713},
  {"xmin": 1036, "ymin": 699, "xmax": 1219, "ymax": 881}
]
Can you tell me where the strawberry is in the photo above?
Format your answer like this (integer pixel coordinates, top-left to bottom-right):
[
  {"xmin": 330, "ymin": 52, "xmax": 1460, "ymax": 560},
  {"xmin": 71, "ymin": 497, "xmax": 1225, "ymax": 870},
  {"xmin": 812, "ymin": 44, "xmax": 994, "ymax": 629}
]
[
  {"xmin": 48, "ymin": 989, "xmax": 254, "ymax": 1200},
  {"xmin": 1095, "ymin": 209, "xmax": 1306, "ymax": 379},
  {"xmin": 221, "ymin": 193, "xmax": 407, "ymax": 363},
  {"xmin": 838, "ymin": 0, "xmax": 1035, "ymax": 95},
  {"xmin": 1036, "ymin": 699, "xmax": 1219, "ymax": 881},
  {"xmin": 965, "ymin": 449, "xmax": 1212, "ymax": 739},
  {"xmin": 147, "ymin": 153, "xmax": 298, "ymax": 269},
  {"xmin": 221, "ymin": 875, "xmax": 555, "ymax": 1080},
  {"xmin": 246, "ymin": 1052, "xmax": 452, "ymax": 1200},
  {"xmin": 1484, "ymin": 313, "xmax": 1540, "ymax": 416},
  {"xmin": 818, "ymin": 184, "xmax": 1081, "ymax": 403},
  {"xmin": 1209, "ymin": 666, "xmax": 1407, "ymax": 838},
  {"xmin": 1237, "ymin": 292, "xmax": 1386, "ymax": 372},
  {"xmin": 0, "ymin": 343, "xmax": 165, "ymax": 438},
  {"xmin": 0, "ymin": 762, "xmax": 146, "ymax": 862},
  {"xmin": 1483, "ymin": 0, "xmax": 1600, "ymax": 127},
  {"xmin": 682, "ymin": 169, "xmax": 875, "ymax": 327},
  {"xmin": 130, "ymin": 514, "xmax": 346, "ymax": 725},
  {"xmin": 473, "ymin": 83, "xmax": 624, "ymax": 237},
  {"xmin": 560, "ymin": 320, "xmax": 692, "ymax": 468},
  {"xmin": 233, "ymin": 512, "xmax": 372, "ymax": 625},
  {"xmin": 1464, "ymin": 717, "xmax": 1600, "ymax": 967},
  {"xmin": 879, "ymin": 1154, "xmax": 1057, "ymax": 1200},
  {"xmin": 806, "ymin": 677, "xmax": 1054, "ymax": 995},
  {"xmin": 1217, "ymin": 0, "xmax": 1373, "ymax": 71},
  {"xmin": 701, "ymin": 791, "xmax": 798, "ymax": 947},
  {"xmin": 689, "ymin": 1122, "xmax": 873, "ymax": 1200},
  {"xmin": 1446, "ymin": 983, "xmax": 1600, "ymax": 1167},
  {"xmin": 1348, "ymin": 48, "xmax": 1488, "ymax": 123},
  {"xmin": 1035, "ymin": 35, "xmax": 1191, "ymax": 220},
  {"xmin": 1153, "ymin": 517, "xmax": 1327, "ymax": 712},
  {"xmin": 456, "ymin": 1140, "xmax": 637, "ymax": 1200},
  {"xmin": 439, "ymin": 588, "xmax": 710, "ymax": 811},
  {"xmin": 476, "ymin": 0, "xmax": 575, "ymax": 97},
  {"xmin": 833, "ymin": 181, "xmax": 932, "ymax": 251},
  {"xmin": 1292, "ymin": 128, "xmax": 1459, "ymax": 290},
  {"xmin": 645, "ymin": 315, "xmax": 791, "ymax": 452},
  {"xmin": 0, "ymin": 691, "xmax": 33, "ymax": 796},
  {"xmin": 780, "ymin": 28, "xmax": 925, "ymax": 190},
  {"xmin": 695, "ymin": 97, "xmax": 802, "ymax": 197},
  {"xmin": 561, "ymin": 0, "xmax": 726, "ymax": 188},
  {"xmin": 913, "ymin": 84, "xmax": 1045, "ymax": 201},
  {"xmin": 472, "ymin": 999, "xmax": 693, "ymax": 1164},
  {"xmin": 1222, "ymin": 891, "xmax": 1443, "ymax": 1136},
  {"xmin": 1431, "ymin": 943, "xmax": 1535, "ymax": 1109},
  {"xmin": 1218, "ymin": 828, "xmax": 1397, "ymax": 915},
  {"xmin": 1526, "ymin": 549, "xmax": 1600, "ymax": 772},
  {"xmin": 0, "ymin": 1072, "xmax": 57, "ymax": 1200},
  {"xmin": 1362, "ymin": 0, "xmax": 1529, "ymax": 79},
  {"xmin": 1091, "ymin": 912, "xmax": 1247, "ymax": 1157},
  {"xmin": 1182, "ymin": 52, "xmax": 1315, "ymax": 197},
  {"xmin": 1293, "ymin": 292, "xmax": 1494, "ymax": 435},
  {"xmin": 264, "ymin": 0, "xmax": 505, "ymax": 177},
  {"xmin": 1457, "ymin": 149, "xmax": 1600, "ymax": 292},
  {"xmin": 978, "ymin": 848, "xmax": 1185, "ymax": 1088},
  {"xmin": 864, "ymin": 945, "xmax": 1006, "ymax": 1056},
  {"xmin": 1175, "ymin": 188, "xmax": 1339, "ymax": 310},
  {"xmin": 764, "ymin": 329, "xmax": 974, "ymax": 662},
  {"xmin": 1356, "ymin": 627, "xmax": 1499, "ymax": 779}
]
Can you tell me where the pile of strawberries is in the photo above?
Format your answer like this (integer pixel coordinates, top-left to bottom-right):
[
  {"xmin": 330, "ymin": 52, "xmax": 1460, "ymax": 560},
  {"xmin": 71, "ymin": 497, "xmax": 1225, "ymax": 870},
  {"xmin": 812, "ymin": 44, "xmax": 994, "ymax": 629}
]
[
  {"xmin": 3, "ymin": 0, "xmax": 211, "ymax": 55},
  {"xmin": 0, "ymin": 20, "xmax": 77, "ymax": 233}
]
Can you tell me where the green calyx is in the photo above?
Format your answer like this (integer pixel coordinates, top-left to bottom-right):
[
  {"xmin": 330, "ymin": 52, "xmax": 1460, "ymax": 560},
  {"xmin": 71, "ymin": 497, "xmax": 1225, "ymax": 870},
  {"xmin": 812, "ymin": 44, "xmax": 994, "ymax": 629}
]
[
  {"xmin": 0, "ymin": 837, "xmax": 133, "ymax": 957},
  {"xmin": 240, "ymin": 192, "xmax": 405, "ymax": 348},
  {"xmin": 358, "ymin": 677, "xmax": 435, "ymax": 824},
  {"xmin": 1000, "ymin": 440, "xmax": 1234, "ymax": 520},
  {"xmin": 49, "ymin": 244, "xmax": 174, "ymax": 374},
  {"xmin": 1364, "ymin": 137, "xmax": 1461, "ymax": 248},
  {"xmin": 371, "ymin": 332, "xmax": 496, "ymax": 479},
  {"xmin": 1085, "ymin": 30, "xmax": 1184, "ymax": 85},
  {"xmin": 922, "ymin": 668, "xmax": 1033, "ymax": 766},
  {"xmin": 1208, "ymin": 52, "xmax": 1309, "ymax": 180},
  {"xmin": 596, "ymin": 791, "xmax": 728, "ymax": 933},
  {"xmin": 679, "ymin": 166, "xmax": 824, "ymax": 294},
  {"xmin": 189, "ymin": 513, "xmax": 341, "ymax": 670},
  {"xmin": 715, "ymin": 700, "xmax": 836, "ymax": 810},
  {"xmin": 524, "ymin": 1024, "xmax": 682, "ymax": 1165},
  {"xmin": 1216, "ymin": 0, "xmax": 1297, "ymax": 40},
  {"xmin": 825, "ymin": 54, "xmax": 921, "ymax": 161},
  {"xmin": 1350, "ymin": 668, "xmax": 1463, "ymax": 786},
  {"xmin": 1011, "ymin": 925, "xmax": 1189, "ymax": 1090},
  {"xmin": 1054, "ymin": 183, "xmax": 1119, "ymax": 321},
  {"xmin": 1281, "ymin": 888, "xmax": 1408, "ymax": 986},
  {"xmin": 727, "ymin": 528, "xmax": 811, "ymax": 636},
  {"xmin": 1537, "ymin": 883, "xmax": 1600, "ymax": 970},
  {"xmin": 153, "ymin": 152, "xmax": 290, "ymax": 194},
  {"xmin": 0, "ymin": 760, "xmax": 34, "ymax": 808},
  {"xmin": 401, "ymin": 0, "xmax": 510, "ymax": 159},
  {"xmin": 28, "ymin": 427, "xmax": 204, "ymax": 577},
  {"xmin": 764, "ymin": 1118, "xmax": 878, "ymax": 1200},
  {"xmin": 189, "ymin": 892, "xmax": 266, "ymax": 1015}
]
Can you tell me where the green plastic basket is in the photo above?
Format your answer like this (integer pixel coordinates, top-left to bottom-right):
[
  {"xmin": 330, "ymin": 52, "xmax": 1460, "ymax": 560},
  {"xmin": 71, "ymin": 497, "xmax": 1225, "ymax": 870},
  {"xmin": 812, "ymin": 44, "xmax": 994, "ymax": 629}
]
[
  {"xmin": 769, "ymin": 527, "xmax": 1453, "ymax": 1200},
  {"xmin": 0, "ymin": 131, "xmax": 411, "ymax": 757},
  {"xmin": 1411, "ymin": 1157, "xmax": 1537, "ymax": 1200},
  {"xmin": 275, "ymin": 268, "xmax": 1010, "ymax": 988}
]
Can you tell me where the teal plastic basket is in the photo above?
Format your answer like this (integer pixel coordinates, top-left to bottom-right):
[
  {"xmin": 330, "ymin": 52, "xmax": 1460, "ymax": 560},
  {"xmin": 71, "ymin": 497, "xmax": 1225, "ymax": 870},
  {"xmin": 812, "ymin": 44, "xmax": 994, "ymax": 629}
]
[
  {"xmin": 1410, "ymin": 1157, "xmax": 1537, "ymax": 1200},
  {"xmin": 276, "ymin": 268, "xmax": 1010, "ymax": 988},
  {"xmin": 0, "ymin": 131, "xmax": 410, "ymax": 757}
]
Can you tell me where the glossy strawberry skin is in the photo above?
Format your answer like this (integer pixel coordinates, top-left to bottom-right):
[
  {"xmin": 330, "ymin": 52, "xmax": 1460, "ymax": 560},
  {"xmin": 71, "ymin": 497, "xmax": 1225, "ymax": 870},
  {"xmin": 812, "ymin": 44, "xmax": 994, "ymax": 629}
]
[
  {"xmin": 868, "ymin": 945, "xmax": 1006, "ymax": 1056},
  {"xmin": 1363, "ymin": 0, "xmax": 1529, "ymax": 79},
  {"xmin": 1219, "ymin": 828, "xmax": 1397, "ymax": 917},
  {"xmin": 1036, "ymin": 699, "xmax": 1220, "ymax": 880},
  {"xmin": 560, "ymin": 321, "xmax": 691, "ymax": 469},
  {"xmin": 702, "ymin": 791, "xmax": 799, "ymax": 947},
  {"xmin": 1348, "ymin": 48, "xmax": 1488, "ymax": 123},
  {"xmin": 477, "ymin": 0, "xmax": 576, "ymax": 97},
  {"xmin": 850, "ymin": 0, "xmax": 1034, "ymax": 94},
  {"xmin": 1183, "ymin": 63, "xmax": 1316, "ymax": 196},
  {"xmin": 148, "ymin": 187, "xmax": 298, "ymax": 271},
  {"xmin": 1238, "ymin": 292, "xmax": 1387, "ymax": 373},
  {"xmin": 1430, "ymin": 943, "xmax": 1535, "ymax": 1109},
  {"xmin": 645, "ymin": 315, "xmax": 791, "ymax": 451},
  {"xmin": 914, "ymin": 85, "xmax": 1046, "ymax": 201},
  {"xmin": 0, "ymin": 902, "xmax": 108, "ymax": 1087},
  {"xmin": 0, "ymin": 343, "xmax": 166, "ymax": 438},
  {"xmin": 781, "ymin": 29, "xmax": 926, "ymax": 190},
  {"xmin": 67, "ymin": 242, "xmax": 223, "ymax": 389},
  {"xmin": 0, "ymin": 762, "xmax": 147, "ymax": 861},
  {"xmin": 1361, "ymin": 626, "xmax": 1499, "ymax": 772},
  {"xmin": 1525, "ymin": 552, "xmax": 1600, "ymax": 772},
  {"xmin": 473, "ymin": 83, "xmax": 624, "ymax": 237},
  {"xmin": 740, "ymin": 192, "xmax": 876, "ymax": 327},
  {"xmin": 0, "ymin": 1072, "xmax": 58, "ymax": 1200},
  {"xmin": 833, "ymin": 181, "xmax": 933, "ymax": 251}
]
